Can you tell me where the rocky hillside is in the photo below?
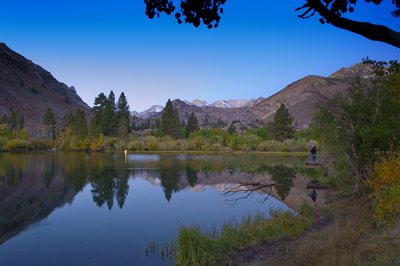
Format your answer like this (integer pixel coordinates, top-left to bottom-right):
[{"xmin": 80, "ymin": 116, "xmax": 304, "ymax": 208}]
[
  {"xmin": 252, "ymin": 63, "xmax": 374, "ymax": 128},
  {"xmin": 0, "ymin": 43, "xmax": 89, "ymax": 135}
]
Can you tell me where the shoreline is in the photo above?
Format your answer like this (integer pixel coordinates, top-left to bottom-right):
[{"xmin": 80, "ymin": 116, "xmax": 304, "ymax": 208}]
[{"xmin": 0, "ymin": 149, "xmax": 309, "ymax": 157}]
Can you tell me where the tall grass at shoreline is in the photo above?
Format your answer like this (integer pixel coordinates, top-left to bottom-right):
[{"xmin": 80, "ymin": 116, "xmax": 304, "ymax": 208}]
[{"xmin": 148, "ymin": 205, "xmax": 315, "ymax": 265}]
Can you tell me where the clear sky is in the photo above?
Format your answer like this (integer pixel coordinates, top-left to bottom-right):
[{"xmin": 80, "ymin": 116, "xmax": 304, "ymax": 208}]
[{"xmin": 0, "ymin": 0, "xmax": 398, "ymax": 111}]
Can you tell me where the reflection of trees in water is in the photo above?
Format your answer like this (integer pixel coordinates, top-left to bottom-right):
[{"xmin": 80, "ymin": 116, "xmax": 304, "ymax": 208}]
[
  {"xmin": 1, "ymin": 153, "xmax": 306, "ymax": 209},
  {"xmin": 62, "ymin": 153, "xmax": 90, "ymax": 192},
  {"xmin": 43, "ymin": 156, "xmax": 55, "ymax": 189},
  {"xmin": 238, "ymin": 164, "xmax": 296, "ymax": 201},
  {"xmin": 158, "ymin": 163, "xmax": 200, "ymax": 202},
  {"xmin": 269, "ymin": 165, "xmax": 296, "ymax": 200},
  {"xmin": 0, "ymin": 154, "xmax": 29, "ymax": 186},
  {"xmin": 115, "ymin": 176, "xmax": 129, "ymax": 208},
  {"xmin": 186, "ymin": 166, "xmax": 198, "ymax": 187},
  {"xmin": 159, "ymin": 167, "xmax": 180, "ymax": 202},
  {"xmin": 90, "ymin": 168, "xmax": 129, "ymax": 210}
]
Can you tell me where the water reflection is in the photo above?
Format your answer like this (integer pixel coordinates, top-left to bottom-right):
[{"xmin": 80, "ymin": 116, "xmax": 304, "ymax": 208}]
[{"xmin": 0, "ymin": 152, "xmax": 323, "ymax": 250}]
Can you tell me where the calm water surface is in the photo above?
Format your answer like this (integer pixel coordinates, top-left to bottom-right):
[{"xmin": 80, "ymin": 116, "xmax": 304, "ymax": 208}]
[{"xmin": 0, "ymin": 152, "xmax": 321, "ymax": 265}]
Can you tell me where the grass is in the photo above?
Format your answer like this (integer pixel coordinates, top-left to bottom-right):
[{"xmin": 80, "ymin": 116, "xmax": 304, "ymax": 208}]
[
  {"xmin": 174, "ymin": 205, "xmax": 315, "ymax": 266},
  {"xmin": 266, "ymin": 198, "xmax": 400, "ymax": 266}
]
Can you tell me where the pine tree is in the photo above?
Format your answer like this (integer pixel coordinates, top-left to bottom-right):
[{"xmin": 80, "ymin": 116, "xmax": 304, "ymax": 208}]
[
  {"xmin": 9, "ymin": 110, "xmax": 24, "ymax": 131},
  {"xmin": 186, "ymin": 112, "xmax": 199, "ymax": 137},
  {"xmin": 117, "ymin": 92, "xmax": 130, "ymax": 119},
  {"xmin": 103, "ymin": 91, "xmax": 117, "ymax": 136},
  {"xmin": 72, "ymin": 109, "xmax": 88, "ymax": 138},
  {"xmin": 160, "ymin": 99, "xmax": 183, "ymax": 139},
  {"xmin": 228, "ymin": 121, "xmax": 237, "ymax": 134},
  {"xmin": 43, "ymin": 107, "xmax": 56, "ymax": 139},
  {"xmin": 64, "ymin": 110, "xmax": 74, "ymax": 129},
  {"xmin": 91, "ymin": 92, "xmax": 108, "ymax": 135},
  {"xmin": 269, "ymin": 103, "xmax": 294, "ymax": 141},
  {"xmin": 117, "ymin": 92, "xmax": 130, "ymax": 139}
]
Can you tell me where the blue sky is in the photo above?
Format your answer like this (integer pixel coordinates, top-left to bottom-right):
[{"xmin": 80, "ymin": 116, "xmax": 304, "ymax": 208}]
[{"xmin": 0, "ymin": 0, "xmax": 398, "ymax": 111}]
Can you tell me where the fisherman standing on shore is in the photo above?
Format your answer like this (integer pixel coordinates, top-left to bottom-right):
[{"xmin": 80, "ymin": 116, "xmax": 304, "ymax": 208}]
[{"xmin": 310, "ymin": 145, "xmax": 317, "ymax": 162}]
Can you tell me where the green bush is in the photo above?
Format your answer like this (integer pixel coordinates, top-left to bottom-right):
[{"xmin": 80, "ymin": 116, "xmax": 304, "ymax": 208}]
[
  {"xmin": 3, "ymin": 139, "xmax": 32, "ymax": 150},
  {"xmin": 0, "ymin": 124, "xmax": 11, "ymax": 138},
  {"xmin": 0, "ymin": 136, "xmax": 8, "ymax": 150},
  {"xmin": 257, "ymin": 140, "xmax": 286, "ymax": 152}
]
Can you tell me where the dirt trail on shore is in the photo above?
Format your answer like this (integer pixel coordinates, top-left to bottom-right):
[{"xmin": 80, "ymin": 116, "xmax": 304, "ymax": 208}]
[{"xmin": 229, "ymin": 209, "xmax": 333, "ymax": 266}]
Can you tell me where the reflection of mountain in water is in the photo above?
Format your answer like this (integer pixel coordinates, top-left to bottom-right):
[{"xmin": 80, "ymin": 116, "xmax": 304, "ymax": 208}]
[
  {"xmin": 0, "ymin": 154, "xmax": 77, "ymax": 245},
  {"xmin": 0, "ymin": 152, "xmax": 322, "ymax": 246}
]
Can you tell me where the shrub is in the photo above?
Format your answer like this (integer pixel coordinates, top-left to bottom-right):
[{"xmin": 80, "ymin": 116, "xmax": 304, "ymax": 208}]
[
  {"xmin": 127, "ymin": 140, "xmax": 143, "ymax": 151},
  {"xmin": 103, "ymin": 137, "xmax": 118, "ymax": 151},
  {"xmin": 0, "ymin": 124, "xmax": 11, "ymax": 138},
  {"xmin": 30, "ymin": 138, "xmax": 51, "ymax": 150},
  {"xmin": 369, "ymin": 152, "xmax": 400, "ymax": 226},
  {"xmin": 144, "ymin": 136, "xmax": 158, "ymax": 151},
  {"xmin": 256, "ymin": 140, "xmax": 285, "ymax": 152},
  {"xmin": 3, "ymin": 139, "xmax": 32, "ymax": 150},
  {"xmin": 190, "ymin": 136, "xmax": 206, "ymax": 150},
  {"xmin": 0, "ymin": 136, "xmax": 8, "ymax": 150}
]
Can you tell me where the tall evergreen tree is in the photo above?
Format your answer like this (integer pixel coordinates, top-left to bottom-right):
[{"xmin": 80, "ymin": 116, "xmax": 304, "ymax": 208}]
[
  {"xmin": 160, "ymin": 99, "xmax": 183, "ymax": 139},
  {"xmin": 72, "ymin": 109, "xmax": 88, "ymax": 138},
  {"xmin": 91, "ymin": 92, "xmax": 108, "ymax": 135},
  {"xmin": 43, "ymin": 107, "xmax": 56, "ymax": 139},
  {"xmin": 186, "ymin": 112, "xmax": 199, "ymax": 137},
  {"xmin": 117, "ymin": 92, "xmax": 130, "ymax": 119},
  {"xmin": 9, "ymin": 110, "xmax": 24, "ymax": 132},
  {"xmin": 117, "ymin": 92, "xmax": 130, "ymax": 139},
  {"xmin": 103, "ymin": 91, "xmax": 117, "ymax": 136},
  {"xmin": 269, "ymin": 104, "xmax": 294, "ymax": 141}
]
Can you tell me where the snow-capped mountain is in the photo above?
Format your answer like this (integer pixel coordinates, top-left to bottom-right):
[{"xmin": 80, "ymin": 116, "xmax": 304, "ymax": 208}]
[
  {"xmin": 208, "ymin": 100, "xmax": 250, "ymax": 108},
  {"xmin": 191, "ymin": 99, "xmax": 208, "ymax": 107},
  {"xmin": 133, "ymin": 98, "xmax": 267, "ymax": 119},
  {"xmin": 131, "ymin": 105, "xmax": 164, "ymax": 119}
]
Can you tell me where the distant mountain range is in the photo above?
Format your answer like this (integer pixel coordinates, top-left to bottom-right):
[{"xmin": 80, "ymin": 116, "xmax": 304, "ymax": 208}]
[
  {"xmin": 133, "ymin": 63, "xmax": 373, "ymax": 128},
  {"xmin": 132, "ymin": 98, "xmax": 266, "ymax": 119},
  {"xmin": 0, "ymin": 42, "xmax": 374, "ymax": 133}
]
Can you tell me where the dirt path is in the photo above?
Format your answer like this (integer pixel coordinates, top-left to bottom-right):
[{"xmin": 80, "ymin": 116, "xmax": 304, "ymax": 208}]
[{"xmin": 228, "ymin": 210, "xmax": 333, "ymax": 266}]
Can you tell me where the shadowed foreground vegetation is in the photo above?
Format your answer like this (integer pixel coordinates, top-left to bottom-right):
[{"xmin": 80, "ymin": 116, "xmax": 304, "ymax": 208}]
[
  {"xmin": 148, "ymin": 205, "xmax": 315, "ymax": 265},
  {"xmin": 266, "ymin": 198, "xmax": 400, "ymax": 266}
]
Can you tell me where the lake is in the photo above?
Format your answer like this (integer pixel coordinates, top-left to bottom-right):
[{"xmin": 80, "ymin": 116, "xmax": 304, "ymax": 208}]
[{"xmin": 0, "ymin": 152, "xmax": 323, "ymax": 265}]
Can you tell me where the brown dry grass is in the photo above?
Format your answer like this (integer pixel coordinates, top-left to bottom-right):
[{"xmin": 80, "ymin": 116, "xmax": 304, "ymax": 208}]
[{"xmin": 266, "ymin": 198, "xmax": 400, "ymax": 266}]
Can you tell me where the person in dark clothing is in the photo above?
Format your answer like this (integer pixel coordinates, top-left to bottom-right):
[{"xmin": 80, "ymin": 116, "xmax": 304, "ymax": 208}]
[{"xmin": 310, "ymin": 145, "xmax": 317, "ymax": 162}]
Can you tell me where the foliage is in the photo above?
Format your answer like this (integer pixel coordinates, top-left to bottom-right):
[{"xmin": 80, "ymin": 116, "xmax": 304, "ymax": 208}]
[
  {"xmin": 0, "ymin": 123, "xmax": 11, "ymax": 138},
  {"xmin": 43, "ymin": 107, "xmax": 56, "ymax": 140},
  {"xmin": 73, "ymin": 109, "xmax": 88, "ymax": 139},
  {"xmin": 145, "ymin": 0, "xmax": 400, "ymax": 47},
  {"xmin": 159, "ymin": 99, "xmax": 184, "ymax": 139},
  {"xmin": 117, "ymin": 92, "xmax": 130, "ymax": 140},
  {"xmin": 313, "ymin": 62, "xmax": 400, "ymax": 182},
  {"xmin": 2, "ymin": 138, "xmax": 50, "ymax": 151},
  {"xmin": 8, "ymin": 110, "xmax": 24, "ymax": 132},
  {"xmin": 175, "ymin": 205, "xmax": 314, "ymax": 265},
  {"xmin": 369, "ymin": 152, "xmax": 400, "ymax": 226},
  {"xmin": 186, "ymin": 112, "xmax": 199, "ymax": 137},
  {"xmin": 269, "ymin": 103, "xmax": 295, "ymax": 141}
]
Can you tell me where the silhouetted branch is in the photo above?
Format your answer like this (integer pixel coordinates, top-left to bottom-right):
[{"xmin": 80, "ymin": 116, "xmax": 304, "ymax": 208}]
[
  {"xmin": 299, "ymin": 0, "xmax": 400, "ymax": 48},
  {"xmin": 223, "ymin": 181, "xmax": 275, "ymax": 205}
]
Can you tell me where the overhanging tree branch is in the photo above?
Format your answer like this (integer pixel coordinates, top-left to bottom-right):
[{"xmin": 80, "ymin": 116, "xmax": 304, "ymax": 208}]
[{"xmin": 302, "ymin": 0, "xmax": 400, "ymax": 48}]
